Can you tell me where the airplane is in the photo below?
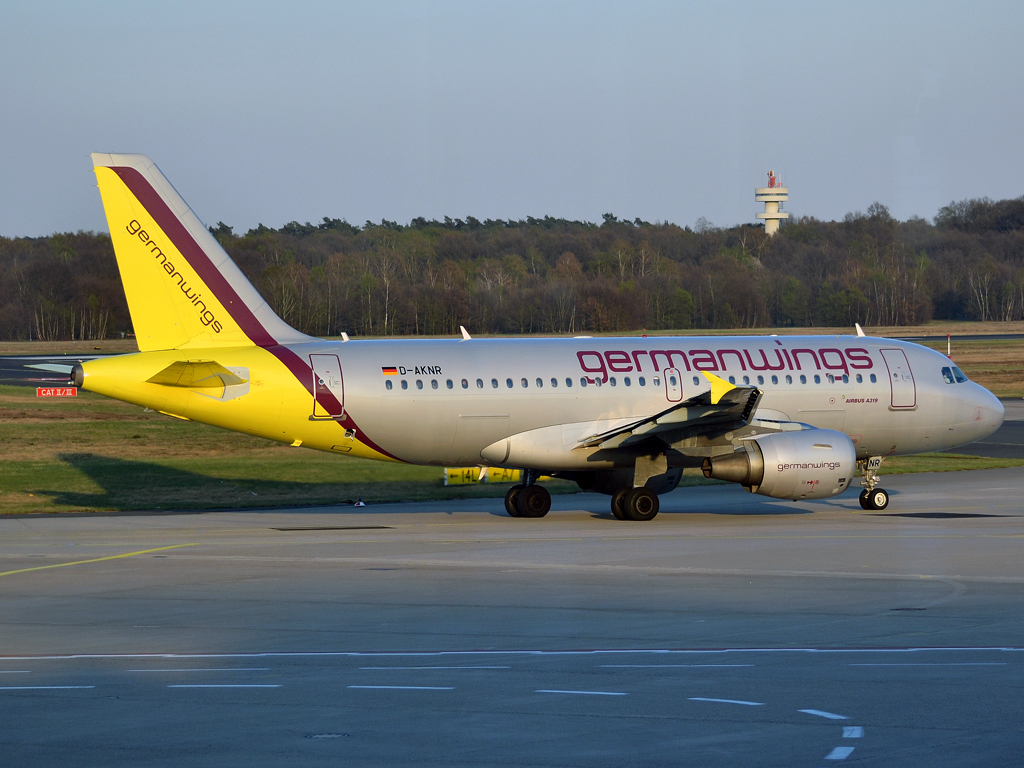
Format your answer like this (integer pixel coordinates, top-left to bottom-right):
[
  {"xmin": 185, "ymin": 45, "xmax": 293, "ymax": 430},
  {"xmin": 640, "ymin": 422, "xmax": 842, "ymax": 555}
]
[{"xmin": 71, "ymin": 153, "xmax": 1005, "ymax": 521}]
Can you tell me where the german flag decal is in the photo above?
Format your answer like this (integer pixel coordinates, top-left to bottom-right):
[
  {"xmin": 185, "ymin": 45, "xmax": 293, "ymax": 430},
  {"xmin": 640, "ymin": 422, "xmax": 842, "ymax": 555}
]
[{"xmin": 381, "ymin": 366, "xmax": 398, "ymax": 376}]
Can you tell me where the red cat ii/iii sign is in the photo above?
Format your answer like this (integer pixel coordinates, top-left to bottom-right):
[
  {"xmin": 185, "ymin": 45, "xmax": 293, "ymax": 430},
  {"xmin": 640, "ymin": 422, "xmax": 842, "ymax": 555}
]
[{"xmin": 37, "ymin": 387, "xmax": 77, "ymax": 397}]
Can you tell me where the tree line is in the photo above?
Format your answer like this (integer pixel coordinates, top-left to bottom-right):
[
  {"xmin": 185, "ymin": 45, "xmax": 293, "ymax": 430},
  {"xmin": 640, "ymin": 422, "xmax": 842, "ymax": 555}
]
[{"xmin": 1, "ymin": 195, "xmax": 1023, "ymax": 342}]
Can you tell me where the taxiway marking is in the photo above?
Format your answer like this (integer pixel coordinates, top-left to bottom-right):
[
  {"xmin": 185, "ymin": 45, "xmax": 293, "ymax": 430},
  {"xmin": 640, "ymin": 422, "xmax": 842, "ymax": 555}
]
[
  {"xmin": 128, "ymin": 668, "xmax": 270, "ymax": 673},
  {"xmin": 167, "ymin": 684, "xmax": 280, "ymax": 689},
  {"xmin": 842, "ymin": 726, "xmax": 864, "ymax": 738},
  {"xmin": 0, "ymin": 686, "xmax": 95, "ymax": 690},
  {"xmin": 537, "ymin": 689, "xmax": 628, "ymax": 696},
  {"xmin": 0, "ymin": 544, "xmax": 198, "ymax": 579},
  {"xmin": 688, "ymin": 697, "xmax": 763, "ymax": 706},
  {"xmin": 824, "ymin": 746, "xmax": 855, "ymax": 759},
  {"xmin": 359, "ymin": 665, "xmax": 510, "ymax": 670},
  {"xmin": 799, "ymin": 709, "xmax": 848, "ymax": 720}
]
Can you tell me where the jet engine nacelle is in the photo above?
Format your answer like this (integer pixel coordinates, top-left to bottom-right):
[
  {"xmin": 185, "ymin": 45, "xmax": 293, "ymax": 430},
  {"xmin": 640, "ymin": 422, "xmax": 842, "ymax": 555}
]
[{"xmin": 702, "ymin": 428, "xmax": 856, "ymax": 500}]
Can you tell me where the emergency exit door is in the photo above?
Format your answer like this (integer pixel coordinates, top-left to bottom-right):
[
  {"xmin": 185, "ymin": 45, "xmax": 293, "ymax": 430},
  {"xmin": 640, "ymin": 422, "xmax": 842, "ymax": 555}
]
[
  {"xmin": 880, "ymin": 348, "xmax": 916, "ymax": 408},
  {"xmin": 664, "ymin": 367, "xmax": 683, "ymax": 402},
  {"xmin": 310, "ymin": 354, "xmax": 344, "ymax": 417}
]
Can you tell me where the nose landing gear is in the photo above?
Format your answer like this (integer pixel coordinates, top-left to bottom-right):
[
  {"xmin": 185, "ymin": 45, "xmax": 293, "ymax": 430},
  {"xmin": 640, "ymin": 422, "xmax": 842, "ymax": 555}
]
[{"xmin": 858, "ymin": 457, "xmax": 889, "ymax": 510}]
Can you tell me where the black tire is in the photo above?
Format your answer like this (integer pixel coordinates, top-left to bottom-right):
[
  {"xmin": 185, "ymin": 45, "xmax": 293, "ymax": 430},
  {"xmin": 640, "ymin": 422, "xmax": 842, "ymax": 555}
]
[
  {"xmin": 859, "ymin": 489, "xmax": 873, "ymax": 510},
  {"xmin": 624, "ymin": 487, "xmax": 659, "ymax": 521},
  {"xmin": 517, "ymin": 485, "xmax": 551, "ymax": 518},
  {"xmin": 869, "ymin": 488, "xmax": 889, "ymax": 511},
  {"xmin": 505, "ymin": 485, "xmax": 524, "ymax": 517},
  {"xmin": 611, "ymin": 488, "xmax": 629, "ymax": 520}
]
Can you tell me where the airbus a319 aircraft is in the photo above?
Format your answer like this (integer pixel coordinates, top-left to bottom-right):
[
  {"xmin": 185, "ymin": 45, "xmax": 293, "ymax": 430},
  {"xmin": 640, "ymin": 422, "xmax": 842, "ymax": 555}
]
[{"xmin": 73, "ymin": 154, "xmax": 1005, "ymax": 521}]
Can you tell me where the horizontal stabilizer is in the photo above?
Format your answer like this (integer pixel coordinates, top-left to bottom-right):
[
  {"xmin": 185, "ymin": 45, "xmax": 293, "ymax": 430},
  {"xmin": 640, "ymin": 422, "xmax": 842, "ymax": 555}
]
[{"xmin": 146, "ymin": 360, "xmax": 247, "ymax": 388}]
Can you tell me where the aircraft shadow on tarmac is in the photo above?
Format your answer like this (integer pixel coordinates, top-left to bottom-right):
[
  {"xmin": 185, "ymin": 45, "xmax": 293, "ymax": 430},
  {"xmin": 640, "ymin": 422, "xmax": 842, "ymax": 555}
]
[
  {"xmin": 43, "ymin": 452, "xmax": 886, "ymax": 519},
  {"xmin": 42, "ymin": 453, "xmax": 442, "ymax": 515}
]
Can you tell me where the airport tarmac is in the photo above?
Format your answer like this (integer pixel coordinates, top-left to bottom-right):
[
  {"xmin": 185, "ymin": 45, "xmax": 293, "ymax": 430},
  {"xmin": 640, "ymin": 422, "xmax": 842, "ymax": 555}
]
[{"xmin": 2, "ymin": 467, "xmax": 1023, "ymax": 766}]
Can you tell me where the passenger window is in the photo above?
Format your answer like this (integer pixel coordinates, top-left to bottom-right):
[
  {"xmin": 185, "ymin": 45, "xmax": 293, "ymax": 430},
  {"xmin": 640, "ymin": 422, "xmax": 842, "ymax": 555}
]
[
  {"xmin": 580, "ymin": 377, "xmax": 588, "ymax": 387},
  {"xmin": 728, "ymin": 376, "xmax": 736, "ymax": 384},
  {"xmin": 870, "ymin": 374, "xmax": 877, "ymax": 383},
  {"xmin": 476, "ymin": 378, "xmax": 483, "ymax": 389},
  {"xmin": 446, "ymin": 379, "xmax": 453, "ymax": 389},
  {"xmin": 431, "ymin": 380, "xmax": 438, "ymax": 389},
  {"xmin": 565, "ymin": 377, "xmax": 572, "ymax": 387},
  {"xmin": 521, "ymin": 378, "xmax": 528, "ymax": 388},
  {"xmin": 757, "ymin": 375, "xmax": 764, "ymax": 385},
  {"xmin": 491, "ymin": 378, "xmax": 498, "ymax": 388},
  {"xmin": 609, "ymin": 377, "xmax": 617, "ymax": 386},
  {"xmin": 551, "ymin": 378, "xmax": 558, "ymax": 387},
  {"xmin": 639, "ymin": 377, "xmax": 646, "ymax": 386},
  {"xmin": 692, "ymin": 376, "xmax": 699, "ymax": 386},
  {"xmin": 785, "ymin": 375, "xmax": 792, "ymax": 384},
  {"xmin": 953, "ymin": 367, "xmax": 968, "ymax": 383},
  {"xmin": 506, "ymin": 378, "xmax": 513, "ymax": 388},
  {"xmin": 771, "ymin": 375, "xmax": 778, "ymax": 384},
  {"xmin": 668, "ymin": 375, "xmax": 676, "ymax": 386},
  {"xmin": 461, "ymin": 379, "xmax": 468, "ymax": 389},
  {"xmin": 742, "ymin": 376, "xmax": 750, "ymax": 385},
  {"xmin": 385, "ymin": 380, "xmax": 393, "ymax": 390},
  {"xmin": 856, "ymin": 374, "xmax": 862, "ymax": 383},
  {"xmin": 827, "ymin": 374, "xmax": 834, "ymax": 383},
  {"xmin": 625, "ymin": 377, "xmax": 632, "ymax": 386},
  {"xmin": 653, "ymin": 377, "xmax": 661, "ymax": 386},
  {"xmin": 416, "ymin": 380, "xmax": 424, "ymax": 389},
  {"xmin": 842, "ymin": 374, "xmax": 849, "ymax": 383},
  {"xmin": 401, "ymin": 380, "xmax": 408, "ymax": 390},
  {"xmin": 799, "ymin": 375, "xmax": 807, "ymax": 384},
  {"xmin": 814, "ymin": 375, "xmax": 821, "ymax": 384},
  {"xmin": 594, "ymin": 377, "xmax": 602, "ymax": 387}
]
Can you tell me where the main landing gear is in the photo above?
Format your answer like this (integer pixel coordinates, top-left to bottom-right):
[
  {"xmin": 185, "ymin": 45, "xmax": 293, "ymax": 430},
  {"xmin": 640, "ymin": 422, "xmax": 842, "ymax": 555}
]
[
  {"xmin": 504, "ymin": 470, "xmax": 551, "ymax": 518},
  {"xmin": 858, "ymin": 457, "xmax": 889, "ymax": 510},
  {"xmin": 611, "ymin": 487, "xmax": 660, "ymax": 521}
]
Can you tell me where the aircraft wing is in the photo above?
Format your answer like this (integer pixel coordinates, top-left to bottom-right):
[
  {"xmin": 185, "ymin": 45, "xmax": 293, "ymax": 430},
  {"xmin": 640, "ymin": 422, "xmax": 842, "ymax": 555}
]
[{"xmin": 576, "ymin": 372, "xmax": 762, "ymax": 451}]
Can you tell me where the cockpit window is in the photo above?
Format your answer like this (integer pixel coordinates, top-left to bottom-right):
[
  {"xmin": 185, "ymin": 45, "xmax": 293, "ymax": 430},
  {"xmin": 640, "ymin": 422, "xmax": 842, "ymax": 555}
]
[
  {"xmin": 941, "ymin": 366, "xmax": 955, "ymax": 384},
  {"xmin": 953, "ymin": 367, "xmax": 969, "ymax": 383}
]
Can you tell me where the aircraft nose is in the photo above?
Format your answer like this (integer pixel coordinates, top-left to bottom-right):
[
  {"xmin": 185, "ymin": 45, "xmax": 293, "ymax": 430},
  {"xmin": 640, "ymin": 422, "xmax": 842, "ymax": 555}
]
[{"xmin": 971, "ymin": 385, "xmax": 1004, "ymax": 437}]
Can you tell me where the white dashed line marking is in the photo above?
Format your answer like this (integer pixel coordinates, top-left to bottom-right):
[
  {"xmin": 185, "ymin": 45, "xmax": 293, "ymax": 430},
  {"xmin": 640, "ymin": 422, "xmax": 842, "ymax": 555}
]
[
  {"xmin": 799, "ymin": 709, "xmax": 848, "ymax": 720},
  {"xmin": 824, "ymin": 746, "xmax": 855, "ymax": 760},
  {"xmin": 537, "ymin": 689, "xmax": 627, "ymax": 696},
  {"xmin": 348, "ymin": 685, "xmax": 454, "ymax": 691},
  {"xmin": 0, "ymin": 671, "xmax": 31, "ymax": 674},
  {"xmin": 688, "ymin": 697, "xmax": 763, "ymax": 706},
  {"xmin": 167, "ymin": 684, "xmax": 280, "ymax": 688},
  {"xmin": 842, "ymin": 726, "xmax": 864, "ymax": 738}
]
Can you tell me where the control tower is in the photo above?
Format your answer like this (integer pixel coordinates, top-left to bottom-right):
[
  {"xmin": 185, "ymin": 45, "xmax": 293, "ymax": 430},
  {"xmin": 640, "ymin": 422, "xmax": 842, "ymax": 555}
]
[{"xmin": 755, "ymin": 170, "xmax": 788, "ymax": 236}]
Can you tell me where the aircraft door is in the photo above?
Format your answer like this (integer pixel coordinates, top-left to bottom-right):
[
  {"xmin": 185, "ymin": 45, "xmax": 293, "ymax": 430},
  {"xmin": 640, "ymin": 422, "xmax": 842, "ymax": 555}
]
[
  {"xmin": 664, "ymin": 367, "xmax": 682, "ymax": 402},
  {"xmin": 310, "ymin": 354, "xmax": 344, "ymax": 417},
  {"xmin": 880, "ymin": 348, "xmax": 916, "ymax": 408}
]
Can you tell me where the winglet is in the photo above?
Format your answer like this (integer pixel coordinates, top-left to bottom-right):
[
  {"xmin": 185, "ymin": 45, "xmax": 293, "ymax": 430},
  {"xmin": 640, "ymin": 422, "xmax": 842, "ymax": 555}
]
[
  {"xmin": 460, "ymin": 325, "xmax": 472, "ymax": 341},
  {"xmin": 701, "ymin": 371, "xmax": 736, "ymax": 404},
  {"xmin": 855, "ymin": 323, "xmax": 866, "ymax": 337}
]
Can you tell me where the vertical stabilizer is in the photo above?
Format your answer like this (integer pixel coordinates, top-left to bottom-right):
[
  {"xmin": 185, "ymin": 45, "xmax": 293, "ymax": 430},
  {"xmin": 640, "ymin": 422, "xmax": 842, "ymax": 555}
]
[{"xmin": 91, "ymin": 153, "xmax": 312, "ymax": 351}]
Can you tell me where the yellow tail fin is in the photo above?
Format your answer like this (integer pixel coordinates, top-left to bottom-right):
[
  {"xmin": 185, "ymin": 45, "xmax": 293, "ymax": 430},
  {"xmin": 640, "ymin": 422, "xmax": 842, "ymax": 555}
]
[{"xmin": 92, "ymin": 153, "xmax": 310, "ymax": 351}]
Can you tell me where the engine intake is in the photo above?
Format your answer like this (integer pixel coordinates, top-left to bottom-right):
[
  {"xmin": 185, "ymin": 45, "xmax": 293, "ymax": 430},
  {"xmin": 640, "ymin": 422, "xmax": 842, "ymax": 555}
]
[{"xmin": 702, "ymin": 428, "xmax": 855, "ymax": 500}]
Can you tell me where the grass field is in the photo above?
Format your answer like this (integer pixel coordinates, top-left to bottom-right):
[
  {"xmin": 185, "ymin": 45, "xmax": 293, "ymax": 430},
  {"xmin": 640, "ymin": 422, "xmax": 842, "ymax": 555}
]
[{"xmin": 2, "ymin": 379, "xmax": 1022, "ymax": 515}]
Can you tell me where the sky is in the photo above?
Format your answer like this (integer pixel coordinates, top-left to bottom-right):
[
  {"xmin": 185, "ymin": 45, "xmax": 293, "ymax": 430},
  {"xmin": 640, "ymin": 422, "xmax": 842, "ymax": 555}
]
[{"xmin": 1, "ymin": 0, "xmax": 1022, "ymax": 237}]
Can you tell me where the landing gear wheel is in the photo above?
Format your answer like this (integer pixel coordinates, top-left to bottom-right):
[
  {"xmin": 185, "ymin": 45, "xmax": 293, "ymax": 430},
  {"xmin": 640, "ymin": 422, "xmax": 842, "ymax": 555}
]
[
  {"xmin": 505, "ymin": 484, "xmax": 524, "ymax": 517},
  {"xmin": 517, "ymin": 485, "xmax": 551, "ymax": 518},
  {"xmin": 611, "ymin": 489, "xmax": 629, "ymax": 520},
  {"xmin": 623, "ymin": 487, "xmax": 659, "ymax": 521},
  {"xmin": 868, "ymin": 488, "xmax": 889, "ymax": 510},
  {"xmin": 859, "ymin": 489, "xmax": 872, "ymax": 510}
]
